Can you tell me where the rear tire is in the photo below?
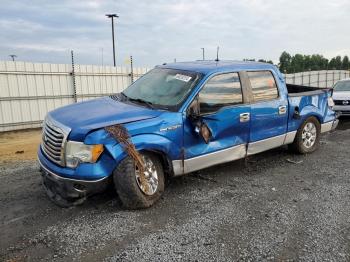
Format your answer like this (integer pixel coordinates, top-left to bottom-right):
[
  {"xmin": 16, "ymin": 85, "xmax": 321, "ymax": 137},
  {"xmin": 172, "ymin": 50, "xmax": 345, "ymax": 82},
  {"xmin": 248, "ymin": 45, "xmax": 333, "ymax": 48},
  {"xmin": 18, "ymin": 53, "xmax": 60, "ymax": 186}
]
[
  {"xmin": 113, "ymin": 152, "xmax": 165, "ymax": 209},
  {"xmin": 289, "ymin": 116, "xmax": 320, "ymax": 154}
]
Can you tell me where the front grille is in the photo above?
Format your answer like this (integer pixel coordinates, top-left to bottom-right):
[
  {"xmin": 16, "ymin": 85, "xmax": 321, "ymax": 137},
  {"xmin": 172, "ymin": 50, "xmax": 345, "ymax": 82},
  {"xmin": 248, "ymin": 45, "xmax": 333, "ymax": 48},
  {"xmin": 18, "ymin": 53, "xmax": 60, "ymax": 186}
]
[
  {"xmin": 334, "ymin": 100, "xmax": 350, "ymax": 105},
  {"xmin": 41, "ymin": 117, "xmax": 69, "ymax": 166}
]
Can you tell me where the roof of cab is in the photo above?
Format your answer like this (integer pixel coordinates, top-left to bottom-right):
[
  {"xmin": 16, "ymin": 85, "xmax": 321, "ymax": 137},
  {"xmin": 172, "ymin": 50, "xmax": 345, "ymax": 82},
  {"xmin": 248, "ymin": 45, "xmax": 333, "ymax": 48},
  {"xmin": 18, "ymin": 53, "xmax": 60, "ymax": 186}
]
[{"xmin": 157, "ymin": 60, "xmax": 278, "ymax": 75}]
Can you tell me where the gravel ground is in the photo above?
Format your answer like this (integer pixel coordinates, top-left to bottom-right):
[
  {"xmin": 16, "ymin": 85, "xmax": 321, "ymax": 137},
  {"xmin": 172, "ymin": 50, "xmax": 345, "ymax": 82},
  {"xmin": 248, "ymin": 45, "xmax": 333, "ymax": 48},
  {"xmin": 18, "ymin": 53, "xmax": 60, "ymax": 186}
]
[{"xmin": 1, "ymin": 118, "xmax": 350, "ymax": 262}]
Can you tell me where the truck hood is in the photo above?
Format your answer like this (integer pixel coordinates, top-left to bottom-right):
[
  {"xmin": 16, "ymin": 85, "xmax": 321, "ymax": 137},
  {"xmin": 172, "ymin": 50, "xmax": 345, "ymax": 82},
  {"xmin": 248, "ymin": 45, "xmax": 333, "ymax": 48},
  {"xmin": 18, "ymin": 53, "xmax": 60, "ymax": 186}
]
[
  {"xmin": 333, "ymin": 91, "xmax": 350, "ymax": 100},
  {"xmin": 49, "ymin": 97, "xmax": 162, "ymax": 140}
]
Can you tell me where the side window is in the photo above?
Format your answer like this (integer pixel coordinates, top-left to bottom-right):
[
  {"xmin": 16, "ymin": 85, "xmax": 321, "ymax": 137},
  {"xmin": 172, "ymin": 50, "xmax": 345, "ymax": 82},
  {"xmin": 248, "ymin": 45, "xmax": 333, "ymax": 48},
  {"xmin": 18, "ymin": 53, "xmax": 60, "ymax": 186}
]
[
  {"xmin": 199, "ymin": 73, "xmax": 243, "ymax": 114},
  {"xmin": 247, "ymin": 71, "xmax": 278, "ymax": 102}
]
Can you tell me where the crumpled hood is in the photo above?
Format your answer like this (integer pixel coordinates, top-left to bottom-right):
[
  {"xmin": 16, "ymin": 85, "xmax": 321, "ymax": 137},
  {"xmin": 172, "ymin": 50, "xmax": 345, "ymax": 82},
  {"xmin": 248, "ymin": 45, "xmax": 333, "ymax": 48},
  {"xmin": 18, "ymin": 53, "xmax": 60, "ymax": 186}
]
[
  {"xmin": 49, "ymin": 97, "xmax": 162, "ymax": 140},
  {"xmin": 332, "ymin": 91, "xmax": 350, "ymax": 100}
]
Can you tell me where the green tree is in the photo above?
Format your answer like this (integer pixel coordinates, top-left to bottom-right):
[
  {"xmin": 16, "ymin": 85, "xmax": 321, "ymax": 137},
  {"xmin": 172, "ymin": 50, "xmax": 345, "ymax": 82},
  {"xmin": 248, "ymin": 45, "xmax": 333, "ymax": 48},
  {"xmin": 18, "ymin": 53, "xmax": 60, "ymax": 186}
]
[
  {"xmin": 327, "ymin": 56, "xmax": 343, "ymax": 70},
  {"xmin": 342, "ymin": 56, "xmax": 350, "ymax": 70},
  {"xmin": 335, "ymin": 56, "xmax": 342, "ymax": 69},
  {"xmin": 279, "ymin": 51, "xmax": 292, "ymax": 73},
  {"xmin": 290, "ymin": 54, "xmax": 305, "ymax": 73},
  {"xmin": 304, "ymin": 55, "xmax": 311, "ymax": 71}
]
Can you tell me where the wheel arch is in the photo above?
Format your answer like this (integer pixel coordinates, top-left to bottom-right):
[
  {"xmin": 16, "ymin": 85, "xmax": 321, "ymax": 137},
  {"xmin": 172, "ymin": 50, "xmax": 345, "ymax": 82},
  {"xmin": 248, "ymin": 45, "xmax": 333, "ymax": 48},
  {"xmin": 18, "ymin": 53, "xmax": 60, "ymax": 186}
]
[
  {"xmin": 140, "ymin": 149, "xmax": 174, "ymax": 179},
  {"xmin": 106, "ymin": 133, "xmax": 179, "ymax": 178},
  {"xmin": 298, "ymin": 105, "xmax": 324, "ymax": 124}
]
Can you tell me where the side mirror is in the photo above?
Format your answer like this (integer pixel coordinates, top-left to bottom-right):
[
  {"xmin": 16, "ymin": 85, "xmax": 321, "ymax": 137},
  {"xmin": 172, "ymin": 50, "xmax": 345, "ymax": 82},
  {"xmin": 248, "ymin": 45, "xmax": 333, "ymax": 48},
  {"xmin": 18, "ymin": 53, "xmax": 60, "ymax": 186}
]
[{"xmin": 188, "ymin": 96, "xmax": 212, "ymax": 144}]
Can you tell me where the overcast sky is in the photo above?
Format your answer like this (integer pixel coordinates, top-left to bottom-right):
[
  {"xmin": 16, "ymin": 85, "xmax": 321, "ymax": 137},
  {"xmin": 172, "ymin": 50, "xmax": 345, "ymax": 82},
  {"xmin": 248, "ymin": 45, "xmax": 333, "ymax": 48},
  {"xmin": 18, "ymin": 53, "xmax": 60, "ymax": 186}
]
[{"xmin": 0, "ymin": 0, "xmax": 349, "ymax": 67}]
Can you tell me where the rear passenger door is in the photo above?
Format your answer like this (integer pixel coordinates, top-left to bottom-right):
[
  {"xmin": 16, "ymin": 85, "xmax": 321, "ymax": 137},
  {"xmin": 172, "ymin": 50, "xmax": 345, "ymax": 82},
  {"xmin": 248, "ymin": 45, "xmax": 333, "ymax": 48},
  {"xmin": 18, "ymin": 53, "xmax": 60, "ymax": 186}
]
[{"xmin": 247, "ymin": 70, "xmax": 288, "ymax": 155}]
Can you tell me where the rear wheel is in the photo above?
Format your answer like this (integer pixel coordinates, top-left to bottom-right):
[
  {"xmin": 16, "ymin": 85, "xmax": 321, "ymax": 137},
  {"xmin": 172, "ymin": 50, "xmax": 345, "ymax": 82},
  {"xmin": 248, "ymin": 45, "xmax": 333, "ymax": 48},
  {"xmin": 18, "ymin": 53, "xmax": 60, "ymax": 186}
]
[
  {"xmin": 113, "ymin": 152, "xmax": 165, "ymax": 209},
  {"xmin": 290, "ymin": 116, "xmax": 320, "ymax": 154}
]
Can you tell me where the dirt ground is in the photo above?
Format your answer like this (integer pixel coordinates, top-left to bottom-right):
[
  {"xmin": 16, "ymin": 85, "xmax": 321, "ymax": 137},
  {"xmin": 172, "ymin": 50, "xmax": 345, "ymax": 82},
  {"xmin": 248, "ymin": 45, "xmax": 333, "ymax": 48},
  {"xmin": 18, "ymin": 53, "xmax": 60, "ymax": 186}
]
[
  {"xmin": 0, "ymin": 129, "xmax": 41, "ymax": 163},
  {"xmin": 1, "ymin": 118, "xmax": 350, "ymax": 261}
]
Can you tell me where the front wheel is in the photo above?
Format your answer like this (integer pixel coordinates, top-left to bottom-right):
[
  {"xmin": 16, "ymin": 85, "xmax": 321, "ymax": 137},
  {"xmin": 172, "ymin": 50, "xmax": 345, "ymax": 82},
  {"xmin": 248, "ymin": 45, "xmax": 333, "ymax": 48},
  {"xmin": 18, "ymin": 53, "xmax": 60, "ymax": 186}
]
[
  {"xmin": 289, "ymin": 116, "xmax": 321, "ymax": 154},
  {"xmin": 113, "ymin": 152, "xmax": 165, "ymax": 209}
]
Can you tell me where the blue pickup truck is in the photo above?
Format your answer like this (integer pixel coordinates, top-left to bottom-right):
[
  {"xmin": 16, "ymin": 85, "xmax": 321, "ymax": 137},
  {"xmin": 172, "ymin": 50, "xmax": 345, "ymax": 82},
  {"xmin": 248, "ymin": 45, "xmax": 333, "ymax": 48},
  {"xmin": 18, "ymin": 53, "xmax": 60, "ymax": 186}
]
[{"xmin": 38, "ymin": 61, "xmax": 338, "ymax": 209}]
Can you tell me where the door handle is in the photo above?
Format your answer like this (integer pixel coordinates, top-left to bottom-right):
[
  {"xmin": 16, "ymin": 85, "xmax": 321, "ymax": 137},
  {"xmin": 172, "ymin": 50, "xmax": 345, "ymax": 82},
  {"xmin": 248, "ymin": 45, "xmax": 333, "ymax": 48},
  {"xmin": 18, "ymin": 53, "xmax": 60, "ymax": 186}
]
[
  {"xmin": 240, "ymin": 112, "xmax": 250, "ymax": 122},
  {"xmin": 278, "ymin": 105, "xmax": 287, "ymax": 115}
]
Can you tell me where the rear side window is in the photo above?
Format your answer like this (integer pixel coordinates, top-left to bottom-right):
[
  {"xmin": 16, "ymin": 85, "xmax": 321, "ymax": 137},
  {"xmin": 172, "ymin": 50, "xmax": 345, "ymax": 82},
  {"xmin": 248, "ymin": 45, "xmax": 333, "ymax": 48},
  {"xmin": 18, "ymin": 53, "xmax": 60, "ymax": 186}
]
[
  {"xmin": 199, "ymin": 72, "xmax": 243, "ymax": 114},
  {"xmin": 247, "ymin": 71, "xmax": 278, "ymax": 102}
]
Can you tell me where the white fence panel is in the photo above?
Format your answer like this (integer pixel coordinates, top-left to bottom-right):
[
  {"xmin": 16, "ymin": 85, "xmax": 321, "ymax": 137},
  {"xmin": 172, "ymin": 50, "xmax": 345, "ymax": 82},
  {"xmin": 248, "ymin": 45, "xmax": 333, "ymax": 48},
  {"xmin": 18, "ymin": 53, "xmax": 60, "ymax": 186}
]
[
  {"xmin": 284, "ymin": 70, "xmax": 350, "ymax": 88},
  {"xmin": 0, "ymin": 61, "xmax": 151, "ymax": 132}
]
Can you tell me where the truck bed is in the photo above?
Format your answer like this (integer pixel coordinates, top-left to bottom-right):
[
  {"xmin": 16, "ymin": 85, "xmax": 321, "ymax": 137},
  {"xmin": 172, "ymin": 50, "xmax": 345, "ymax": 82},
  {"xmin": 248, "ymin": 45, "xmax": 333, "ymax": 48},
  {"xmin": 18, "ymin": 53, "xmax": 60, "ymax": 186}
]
[
  {"xmin": 287, "ymin": 84, "xmax": 330, "ymax": 97},
  {"xmin": 287, "ymin": 83, "xmax": 334, "ymax": 132}
]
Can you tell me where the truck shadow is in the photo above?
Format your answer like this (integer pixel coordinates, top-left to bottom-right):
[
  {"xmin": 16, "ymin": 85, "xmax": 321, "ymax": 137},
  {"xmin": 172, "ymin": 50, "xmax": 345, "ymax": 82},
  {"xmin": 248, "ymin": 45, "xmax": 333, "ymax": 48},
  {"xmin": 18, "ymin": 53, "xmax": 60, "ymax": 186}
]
[{"xmin": 337, "ymin": 116, "xmax": 350, "ymax": 130}]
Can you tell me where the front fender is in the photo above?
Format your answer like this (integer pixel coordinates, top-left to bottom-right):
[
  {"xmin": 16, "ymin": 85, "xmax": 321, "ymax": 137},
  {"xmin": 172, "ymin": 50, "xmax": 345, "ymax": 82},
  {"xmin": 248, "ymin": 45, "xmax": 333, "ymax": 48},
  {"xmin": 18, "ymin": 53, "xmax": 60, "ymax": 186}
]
[{"xmin": 105, "ymin": 134, "xmax": 181, "ymax": 165}]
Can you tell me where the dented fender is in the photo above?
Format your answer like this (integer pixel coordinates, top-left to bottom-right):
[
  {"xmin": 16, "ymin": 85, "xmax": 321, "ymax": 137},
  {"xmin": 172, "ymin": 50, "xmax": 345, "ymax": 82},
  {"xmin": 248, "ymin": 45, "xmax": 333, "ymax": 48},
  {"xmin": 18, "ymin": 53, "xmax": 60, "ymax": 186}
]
[{"xmin": 105, "ymin": 133, "xmax": 181, "ymax": 165}]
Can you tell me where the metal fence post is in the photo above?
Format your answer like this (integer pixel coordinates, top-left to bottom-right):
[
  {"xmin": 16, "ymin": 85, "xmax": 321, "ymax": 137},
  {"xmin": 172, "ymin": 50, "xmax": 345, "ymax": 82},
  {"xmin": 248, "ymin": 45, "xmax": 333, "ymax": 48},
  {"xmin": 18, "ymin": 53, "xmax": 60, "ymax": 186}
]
[
  {"xmin": 325, "ymin": 71, "xmax": 328, "ymax": 88},
  {"xmin": 293, "ymin": 73, "xmax": 295, "ymax": 84},
  {"xmin": 130, "ymin": 55, "xmax": 134, "ymax": 84},
  {"xmin": 332, "ymin": 71, "xmax": 335, "ymax": 86},
  {"xmin": 301, "ymin": 72, "xmax": 304, "ymax": 85},
  {"xmin": 317, "ymin": 71, "xmax": 320, "ymax": 87},
  {"xmin": 71, "ymin": 50, "xmax": 77, "ymax": 103},
  {"xmin": 308, "ymin": 71, "xmax": 311, "ymax": 86}
]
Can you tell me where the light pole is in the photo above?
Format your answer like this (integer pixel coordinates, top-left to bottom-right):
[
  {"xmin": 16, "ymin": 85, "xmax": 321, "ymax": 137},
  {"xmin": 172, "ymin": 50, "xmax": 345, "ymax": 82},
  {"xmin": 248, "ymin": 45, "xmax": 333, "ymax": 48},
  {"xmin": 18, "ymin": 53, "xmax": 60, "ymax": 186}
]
[
  {"xmin": 201, "ymin": 48, "xmax": 205, "ymax": 60},
  {"xmin": 105, "ymin": 14, "xmax": 119, "ymax": 67},
  {"xmin": 9, "ymin": 54, "xmax": 17, "ymax": 61}
]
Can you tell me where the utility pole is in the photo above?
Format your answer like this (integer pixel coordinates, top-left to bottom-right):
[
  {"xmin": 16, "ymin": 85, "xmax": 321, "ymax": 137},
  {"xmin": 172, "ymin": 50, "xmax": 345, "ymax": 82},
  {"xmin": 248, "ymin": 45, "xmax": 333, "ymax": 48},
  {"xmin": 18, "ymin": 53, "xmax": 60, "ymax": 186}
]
[
  {"xmin": 9, "ymin": 55, "xmax": 17, "ymax": 61},
  {"xmin": 201, "ymin": 48, "xmax": 205, "ymax": 60},
  {"xmin": 105, "ymin": 14, "xmax": 119, "ymax": 67},
  {"xmin": 215, "ymin": 46, "xmax": 220, "ymax": 61}
]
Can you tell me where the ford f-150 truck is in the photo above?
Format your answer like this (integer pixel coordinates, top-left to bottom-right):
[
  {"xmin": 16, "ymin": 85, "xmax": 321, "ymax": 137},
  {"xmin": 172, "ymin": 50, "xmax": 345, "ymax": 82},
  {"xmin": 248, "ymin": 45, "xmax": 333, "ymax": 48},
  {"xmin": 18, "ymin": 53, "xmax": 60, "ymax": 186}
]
[{"xmin": 38, "ymin": 61, "xmax": 338, "ymax": 209}]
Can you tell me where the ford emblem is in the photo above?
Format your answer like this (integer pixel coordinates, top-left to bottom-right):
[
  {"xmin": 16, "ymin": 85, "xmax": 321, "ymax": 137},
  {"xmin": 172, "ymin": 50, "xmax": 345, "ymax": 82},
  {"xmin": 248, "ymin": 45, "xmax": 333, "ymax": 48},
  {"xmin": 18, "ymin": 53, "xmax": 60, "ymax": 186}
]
[{"xmin": 343, "ymin": 100, "xmax": 349, "ymax": 105}]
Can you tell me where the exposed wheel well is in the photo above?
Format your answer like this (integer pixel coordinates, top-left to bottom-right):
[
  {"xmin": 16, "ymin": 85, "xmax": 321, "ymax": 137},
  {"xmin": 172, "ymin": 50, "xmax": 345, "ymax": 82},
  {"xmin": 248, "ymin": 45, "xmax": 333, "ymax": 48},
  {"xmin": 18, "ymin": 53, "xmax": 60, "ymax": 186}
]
[{"xmin": 140, "ymin": 150, "xmax": 173, "ymax": 181}]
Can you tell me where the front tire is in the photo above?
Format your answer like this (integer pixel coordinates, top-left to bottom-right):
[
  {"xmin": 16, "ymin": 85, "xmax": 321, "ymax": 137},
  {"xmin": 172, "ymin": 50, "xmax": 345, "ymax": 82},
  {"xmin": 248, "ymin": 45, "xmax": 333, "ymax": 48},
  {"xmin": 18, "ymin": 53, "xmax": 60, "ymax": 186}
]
[
  {"xmin": 290, "ymin": 116, "xmax": 320, "ymax": 154},
  {"xmin": 113, "ymin": 152, "xmax": 165, "ymax": 209}
]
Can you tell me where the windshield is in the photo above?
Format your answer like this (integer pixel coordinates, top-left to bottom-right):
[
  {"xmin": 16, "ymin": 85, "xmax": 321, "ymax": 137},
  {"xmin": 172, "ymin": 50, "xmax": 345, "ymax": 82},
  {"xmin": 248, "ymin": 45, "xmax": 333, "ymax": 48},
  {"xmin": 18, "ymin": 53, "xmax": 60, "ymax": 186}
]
[
  {"xmin": 122, "ymin": 68, "xmax": 202, "ymax": 110},
  {"xmin": 334, "ymin": 81, "xmax": 350, "ymax": 91}
]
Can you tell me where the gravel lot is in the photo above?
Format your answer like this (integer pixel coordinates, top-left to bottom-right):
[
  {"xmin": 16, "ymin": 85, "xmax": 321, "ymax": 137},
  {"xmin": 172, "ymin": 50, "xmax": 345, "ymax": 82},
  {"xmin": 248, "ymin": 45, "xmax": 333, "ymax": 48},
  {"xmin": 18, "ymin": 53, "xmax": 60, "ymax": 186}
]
[{"xmin": 1, "ymin": 118, "xmax": 350, "ymax": 261}]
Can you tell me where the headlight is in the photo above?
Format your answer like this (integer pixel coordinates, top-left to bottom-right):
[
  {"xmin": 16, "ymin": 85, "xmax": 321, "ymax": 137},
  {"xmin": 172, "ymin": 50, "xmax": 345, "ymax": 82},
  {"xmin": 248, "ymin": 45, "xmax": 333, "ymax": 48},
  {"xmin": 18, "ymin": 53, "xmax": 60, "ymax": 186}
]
[
  {"xmin": 328, "ymin": 97, "xmax": 335, "ymax": 108},
  {"xmin": 65, "ymin": 141, "xmax": 104, "ymax": 168}
]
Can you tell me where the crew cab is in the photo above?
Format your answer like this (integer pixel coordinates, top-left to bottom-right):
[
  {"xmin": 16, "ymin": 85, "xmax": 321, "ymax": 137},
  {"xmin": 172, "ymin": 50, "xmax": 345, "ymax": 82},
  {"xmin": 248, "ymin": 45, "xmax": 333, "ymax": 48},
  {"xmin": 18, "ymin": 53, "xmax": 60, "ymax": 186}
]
[{"xmin": 38, "ymin": 61, "xmax": 338, "ymax": 209}]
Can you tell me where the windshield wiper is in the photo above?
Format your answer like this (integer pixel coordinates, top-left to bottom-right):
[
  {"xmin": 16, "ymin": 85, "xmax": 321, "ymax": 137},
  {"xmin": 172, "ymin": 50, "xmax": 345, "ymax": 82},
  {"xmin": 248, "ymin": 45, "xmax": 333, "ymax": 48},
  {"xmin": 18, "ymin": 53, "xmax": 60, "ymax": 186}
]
[
  {"xmin": 120, "ymin": 92, "xmax": 128, "ymax": 100},
  {"xmin": 127, "ymin": 97, "xmax": 155, "ymax": 109}
]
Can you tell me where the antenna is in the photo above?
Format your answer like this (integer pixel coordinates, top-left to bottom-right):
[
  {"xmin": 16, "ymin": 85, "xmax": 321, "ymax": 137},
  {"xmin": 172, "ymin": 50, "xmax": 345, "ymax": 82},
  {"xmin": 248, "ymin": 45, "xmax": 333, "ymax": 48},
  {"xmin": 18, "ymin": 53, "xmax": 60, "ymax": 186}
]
[{"xmin": 215, "ymin": 46, "xmax": 219, "ymax": 61}]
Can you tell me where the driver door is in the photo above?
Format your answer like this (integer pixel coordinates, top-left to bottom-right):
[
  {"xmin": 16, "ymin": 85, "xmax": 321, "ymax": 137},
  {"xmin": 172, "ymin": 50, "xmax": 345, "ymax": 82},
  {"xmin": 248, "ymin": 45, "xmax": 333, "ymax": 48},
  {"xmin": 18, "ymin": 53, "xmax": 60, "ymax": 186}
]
[{"xmin": 182, "ymin": 72, "xmax": 251, "ymax": 174}]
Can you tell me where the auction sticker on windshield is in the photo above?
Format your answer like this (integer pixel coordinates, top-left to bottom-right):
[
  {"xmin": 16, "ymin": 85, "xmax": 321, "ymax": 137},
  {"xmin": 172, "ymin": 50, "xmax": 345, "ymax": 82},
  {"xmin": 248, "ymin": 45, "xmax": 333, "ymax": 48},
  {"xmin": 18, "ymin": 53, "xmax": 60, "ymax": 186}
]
[{"xmin": 174, "ymin": 74, "xmax": 192, "ymax": 82}]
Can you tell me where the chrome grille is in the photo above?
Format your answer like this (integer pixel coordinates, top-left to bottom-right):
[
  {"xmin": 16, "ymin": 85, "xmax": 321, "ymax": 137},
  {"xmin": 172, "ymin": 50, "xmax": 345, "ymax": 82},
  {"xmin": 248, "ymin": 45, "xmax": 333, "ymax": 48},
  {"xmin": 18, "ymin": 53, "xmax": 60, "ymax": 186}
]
[{"xmin": 41, "ymin": 116, "xmax": 70, "ymax": 166}]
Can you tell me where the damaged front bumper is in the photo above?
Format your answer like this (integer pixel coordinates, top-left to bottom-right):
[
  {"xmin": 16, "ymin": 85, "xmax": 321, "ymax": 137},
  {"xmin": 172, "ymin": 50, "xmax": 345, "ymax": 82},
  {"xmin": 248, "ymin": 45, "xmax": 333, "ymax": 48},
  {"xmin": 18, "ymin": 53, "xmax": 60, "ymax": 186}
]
[{"xmin": 38, "ymin": 150, "xmax": 111, "ymax": 207}]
